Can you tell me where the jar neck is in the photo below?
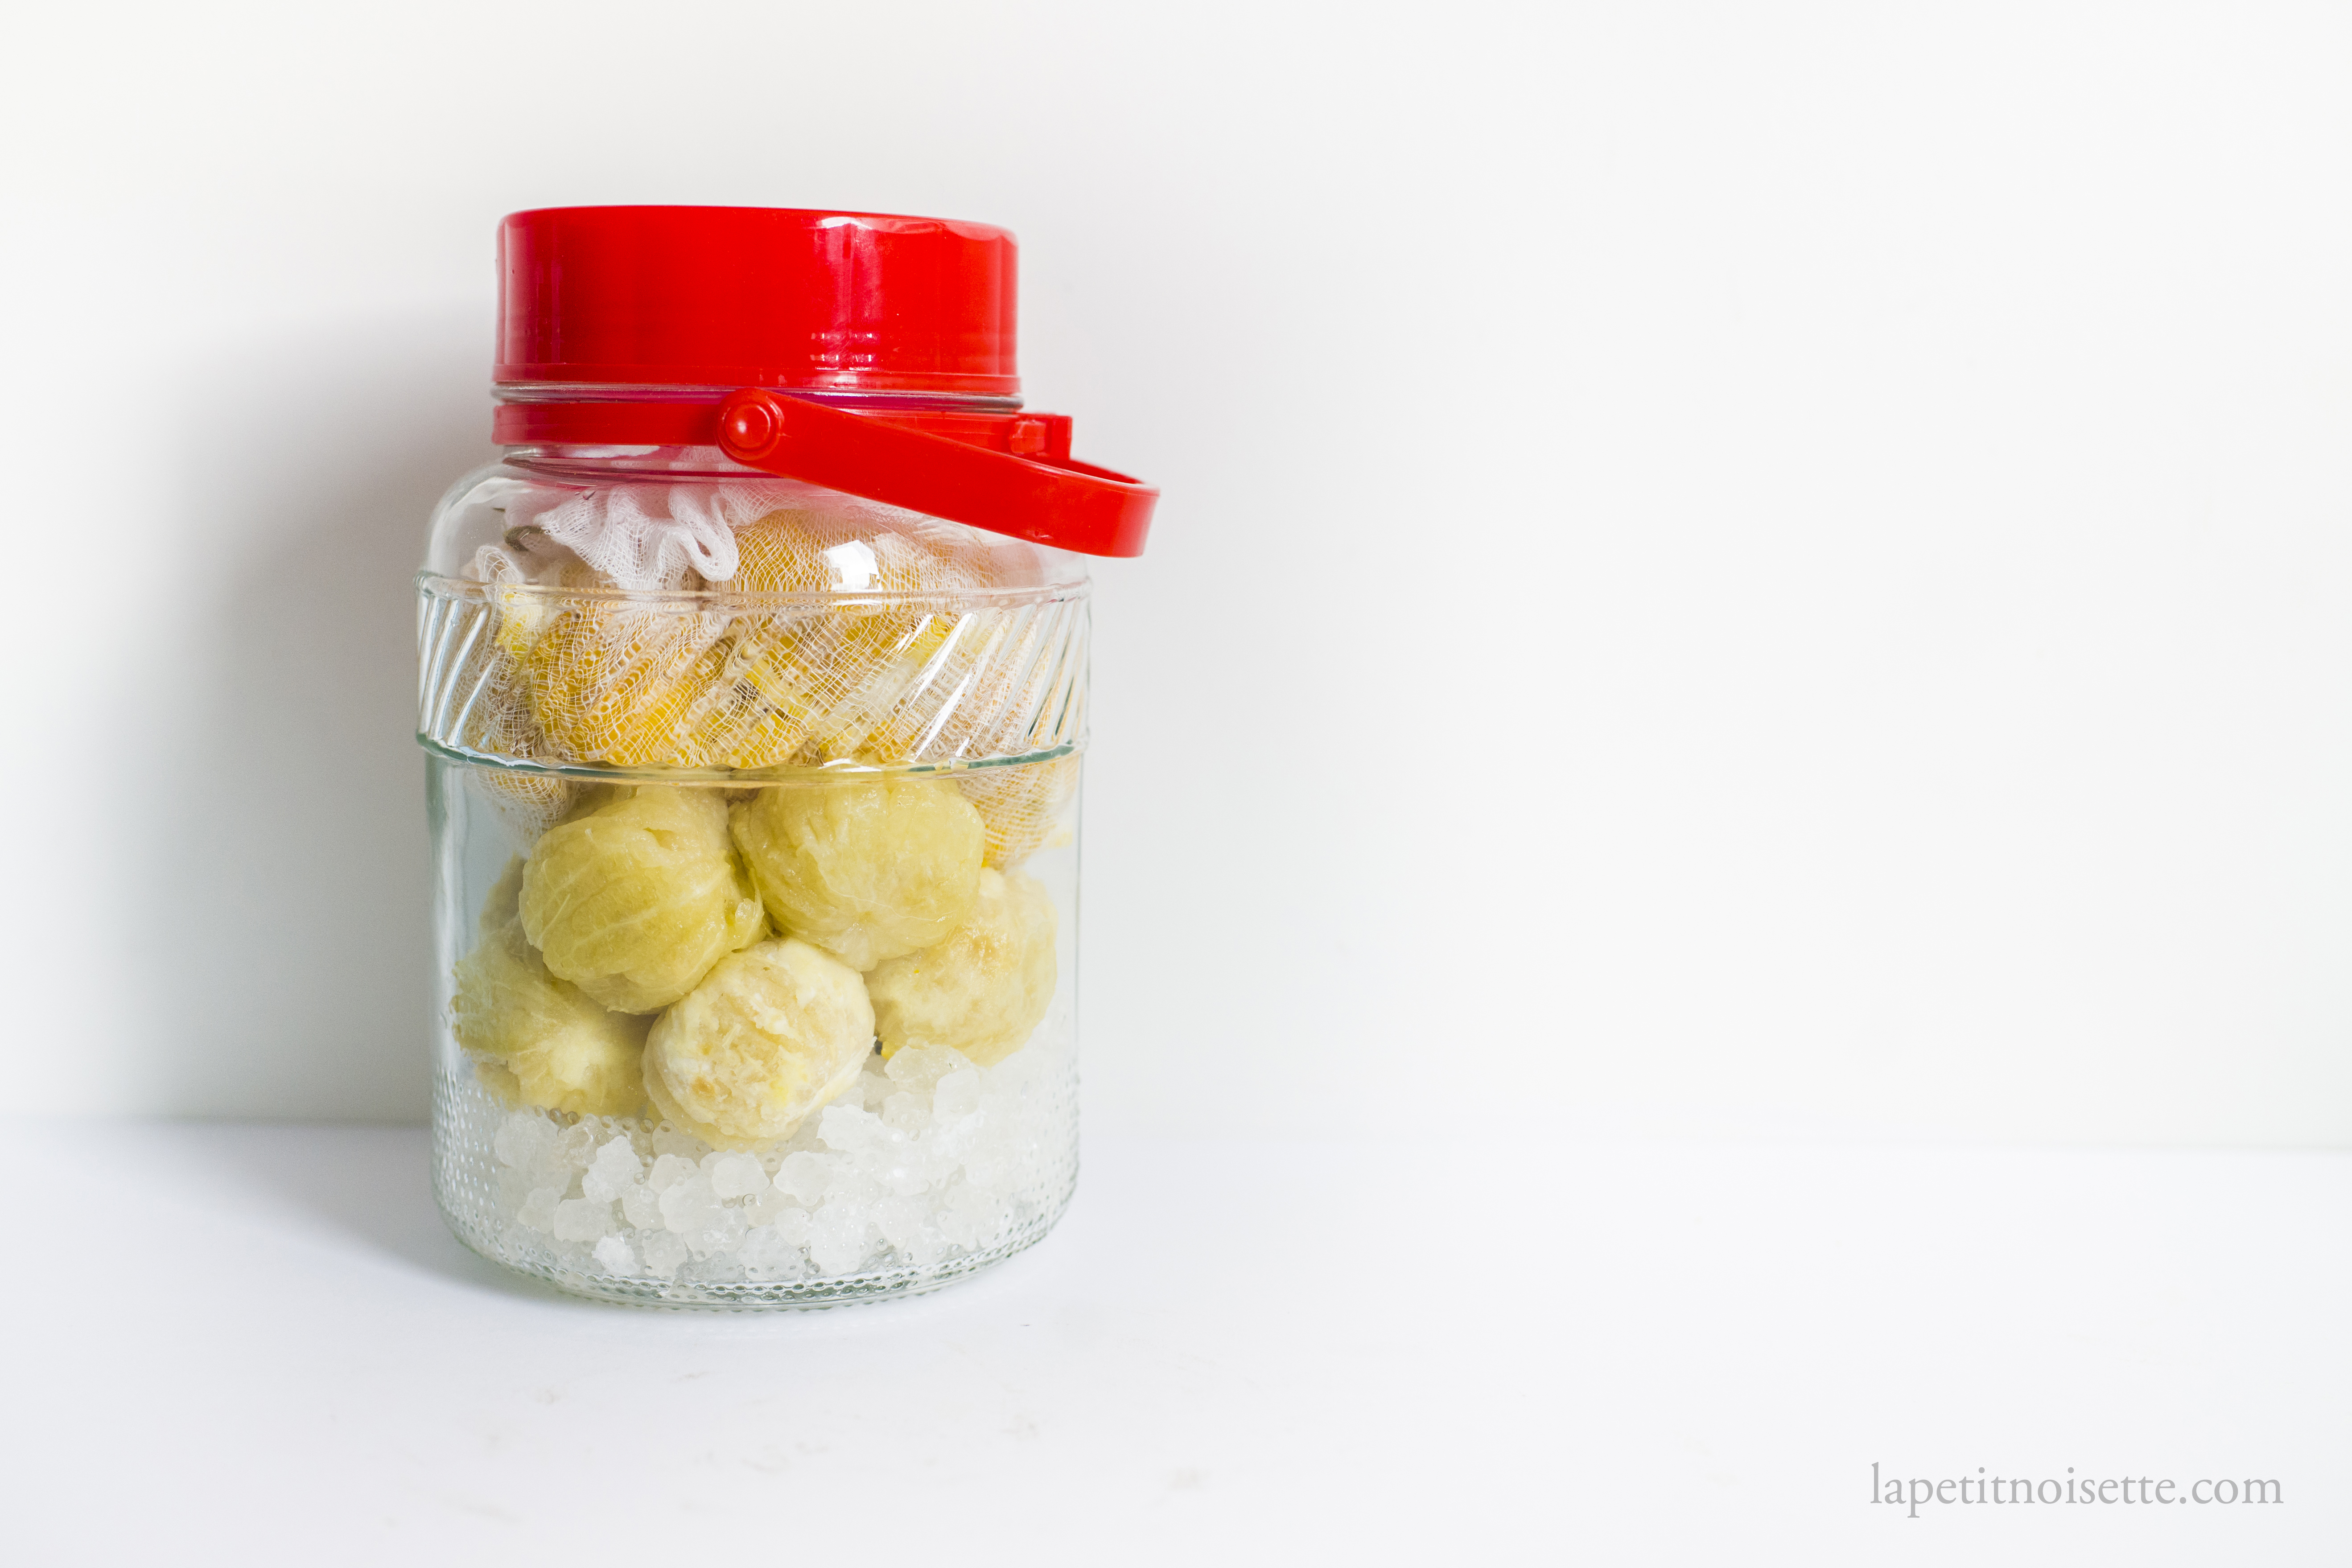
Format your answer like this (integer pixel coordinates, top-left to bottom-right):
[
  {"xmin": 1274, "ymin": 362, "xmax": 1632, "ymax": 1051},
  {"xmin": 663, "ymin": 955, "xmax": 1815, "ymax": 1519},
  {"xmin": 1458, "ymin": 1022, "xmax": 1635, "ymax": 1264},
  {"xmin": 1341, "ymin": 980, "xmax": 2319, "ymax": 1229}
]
[
  {"xmin": 493, "ymin": 382, "xmax": 1023, "ymax": 414},
  {"xmin": 490, "ymin": 383, "xmax": 1062, "ymax": 482},
  {"xmin": 494, "ymin": 442, "xmax": 813, "ymax": 481},
  {"xmin": 489, "ymin": 383, "xmax": 1030, "ymax": 465}
]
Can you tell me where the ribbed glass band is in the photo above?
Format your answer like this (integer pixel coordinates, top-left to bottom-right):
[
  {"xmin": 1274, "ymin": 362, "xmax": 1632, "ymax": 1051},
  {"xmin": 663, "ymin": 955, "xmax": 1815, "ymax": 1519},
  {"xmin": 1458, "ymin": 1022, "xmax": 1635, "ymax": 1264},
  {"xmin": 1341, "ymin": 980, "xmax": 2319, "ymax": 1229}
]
[{"xmin": 416, "ymin": 575, "xmax": 1089, "ymax": 780}]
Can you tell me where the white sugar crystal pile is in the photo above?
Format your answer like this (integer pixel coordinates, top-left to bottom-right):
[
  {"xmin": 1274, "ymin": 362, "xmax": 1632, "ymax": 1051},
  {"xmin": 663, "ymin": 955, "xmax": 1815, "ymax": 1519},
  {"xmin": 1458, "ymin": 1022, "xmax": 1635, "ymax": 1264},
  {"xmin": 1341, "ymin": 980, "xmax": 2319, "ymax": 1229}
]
[{"xmin": 476, "ymin": 1027, "xmax": 1073, "ymax": 1287}]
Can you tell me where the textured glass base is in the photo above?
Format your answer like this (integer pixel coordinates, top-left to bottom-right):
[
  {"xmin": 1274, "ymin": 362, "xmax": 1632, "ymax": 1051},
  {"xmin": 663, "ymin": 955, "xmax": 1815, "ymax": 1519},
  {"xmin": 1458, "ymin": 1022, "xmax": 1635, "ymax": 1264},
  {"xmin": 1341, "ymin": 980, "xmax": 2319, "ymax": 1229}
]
[{"xmin": 437, "ymin": 1184, "xmax": 1072, "ymax": 1309}]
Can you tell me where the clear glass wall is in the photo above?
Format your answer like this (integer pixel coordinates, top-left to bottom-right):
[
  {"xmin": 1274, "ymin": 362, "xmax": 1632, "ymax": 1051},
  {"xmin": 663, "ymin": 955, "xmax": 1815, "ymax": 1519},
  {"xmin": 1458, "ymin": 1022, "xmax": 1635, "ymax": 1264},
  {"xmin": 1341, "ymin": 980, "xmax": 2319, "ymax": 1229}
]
[{"xmin": 418, "ymin": 450, "xmax": 1087, "ymax": 1305}]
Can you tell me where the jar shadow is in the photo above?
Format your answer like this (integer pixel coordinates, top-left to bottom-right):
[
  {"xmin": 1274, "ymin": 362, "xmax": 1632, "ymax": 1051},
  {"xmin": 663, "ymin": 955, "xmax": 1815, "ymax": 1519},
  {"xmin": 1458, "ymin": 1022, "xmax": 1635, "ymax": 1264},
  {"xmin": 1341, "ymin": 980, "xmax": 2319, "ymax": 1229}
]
[
  {"xmin": 176, "ymin": 1120, "xmax": 588, "ymax": 1303},
  {"xmin": 121, "ymin": 311, "xmax": 494, "ymax": 1124}
]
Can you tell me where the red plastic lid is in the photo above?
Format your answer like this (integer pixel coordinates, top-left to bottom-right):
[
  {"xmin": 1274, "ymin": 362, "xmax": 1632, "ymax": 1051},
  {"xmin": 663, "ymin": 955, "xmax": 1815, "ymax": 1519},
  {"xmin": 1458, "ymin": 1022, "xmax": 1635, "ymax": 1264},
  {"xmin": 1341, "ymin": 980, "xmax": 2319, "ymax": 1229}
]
[
  {"xmin": 493, "ymin": 206, "xmax": 1154, "ymax": 556},
  {"xmin": 498, "ymin": 206, "xmax": 1018, "ymax": 395}
]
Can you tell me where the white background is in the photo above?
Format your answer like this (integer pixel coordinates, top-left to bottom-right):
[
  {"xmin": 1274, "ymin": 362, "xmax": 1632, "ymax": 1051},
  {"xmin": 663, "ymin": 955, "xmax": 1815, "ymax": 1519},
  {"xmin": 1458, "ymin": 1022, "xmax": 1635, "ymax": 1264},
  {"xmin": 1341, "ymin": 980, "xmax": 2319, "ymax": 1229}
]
[
  {"xmin": 4, "ymin": 3, "xmax": 2349, "ymax": 1561},
  {"xmin": 8, "ymin": 0, "xmax": 2346, "ymax": 1144}
]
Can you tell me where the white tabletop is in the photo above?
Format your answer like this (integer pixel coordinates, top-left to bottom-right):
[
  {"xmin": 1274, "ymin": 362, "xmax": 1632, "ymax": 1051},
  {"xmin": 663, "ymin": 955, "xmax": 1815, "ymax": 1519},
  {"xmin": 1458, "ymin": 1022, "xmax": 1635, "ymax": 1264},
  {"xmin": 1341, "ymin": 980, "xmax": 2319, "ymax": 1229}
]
[{"xmin": 7, "ymin": 1121, "xmax": 2345, "ymax": 1564}]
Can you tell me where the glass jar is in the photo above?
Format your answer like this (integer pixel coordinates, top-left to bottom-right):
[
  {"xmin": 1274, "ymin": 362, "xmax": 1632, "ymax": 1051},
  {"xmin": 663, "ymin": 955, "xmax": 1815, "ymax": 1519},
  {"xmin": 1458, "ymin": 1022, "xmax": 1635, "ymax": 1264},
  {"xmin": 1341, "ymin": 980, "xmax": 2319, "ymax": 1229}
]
[{"xmin": 415, "ymin": 208, "xmax": 1155, "ymax": 1307}]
